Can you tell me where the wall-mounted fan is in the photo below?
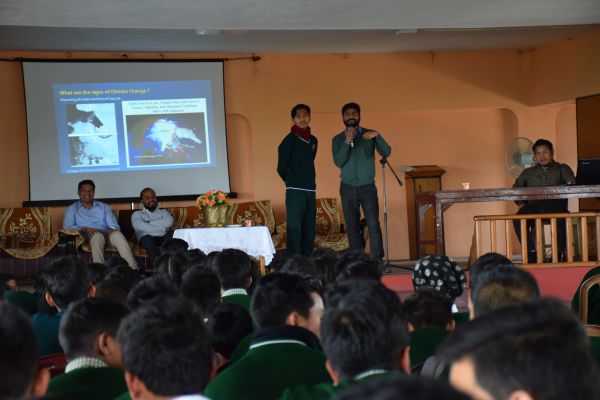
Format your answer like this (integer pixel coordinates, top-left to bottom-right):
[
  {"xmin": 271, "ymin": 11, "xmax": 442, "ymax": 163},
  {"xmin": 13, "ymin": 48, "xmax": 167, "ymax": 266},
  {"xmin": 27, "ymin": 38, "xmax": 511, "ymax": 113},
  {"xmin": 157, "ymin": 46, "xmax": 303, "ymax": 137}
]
[{"xmin": 507, "ymin": 137, "xmax": 534, "ymax": 177}]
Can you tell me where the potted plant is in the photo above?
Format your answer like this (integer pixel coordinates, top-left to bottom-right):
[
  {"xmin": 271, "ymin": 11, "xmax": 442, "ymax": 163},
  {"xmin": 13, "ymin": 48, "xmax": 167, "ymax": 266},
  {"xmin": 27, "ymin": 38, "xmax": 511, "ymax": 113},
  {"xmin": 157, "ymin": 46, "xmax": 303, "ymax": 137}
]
[{"xmin": 196, "ymin": 190, "xmax": 229, "ymax": 227}]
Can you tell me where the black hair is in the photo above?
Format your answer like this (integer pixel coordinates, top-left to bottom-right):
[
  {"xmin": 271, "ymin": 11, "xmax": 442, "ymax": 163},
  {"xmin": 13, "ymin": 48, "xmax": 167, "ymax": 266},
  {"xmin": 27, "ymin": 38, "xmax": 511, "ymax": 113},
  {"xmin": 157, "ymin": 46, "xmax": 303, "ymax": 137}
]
[
  {"xmin": 127, "ymin": 275, "xmax": 179, "ymax": 311},
  {"xmin": 402, "ymin": 288, "xmax": 452, "ymax": 330},
  {"xmin": 310, "ymin": 247, "xmax": 339, "ymax": 285},
  {"xmin": 139, "ymin": 187, "xmax": 155, "ymax": 199},
  {"xmin": 87, "ymin": 262, "xmax": 108, "ymax": 285},
  {"xmin": 185, "ymin": 248, "xmax": 207, "ymax": 266},
  {"xmin": 118, "ymin": 297, "xmax": 214, "ymax": 396},
  {"xmin": 473, "ymin": 265, "xmax": 540, "ymax": 317},
  {"xmin": 469, "ymin": 252, "xmax": 512, "ymax": 302},
  {"xmin": 439, "ymin": 299, "xmax": 599, "ymax": 400},
  {"xmin": 213, "ymin": 248, "xmax": 253, "ymax": 290},
  {"xmin": 250, "ymin": 273, "xmax": 317, "ymax": 329},
  {"xmin": 181, "ymin": 268, "xmax": 222, "ymax": 318},
  {"xmin": 59, "ymin": 297, "xmax": 129, "ymax": 360},
  {"xmin": 291, "ymin": 103, "xmax": 311, "ymax": 119},
  {"xmin": 155, "ymin": 253, "xmax": 190, "ymax": 287},
  {"xmin": 336, "ymin": 257, "xmax": 383, "ymax": 282},
  {"xmin": 159, "ymin": 238, "xmax": 189, "ymax": 257},
  {"xmin": 267, "ymin": 250, "xmax": 293, "ymax": 273},
  {"xmin": 77, "ymin": 179, "xmax": 95, "ymax": 191},
  {"xmin": 321, "ymin": 281, "xmax": 409, "ymax": 378},
  {"xmin": 208, "ymin": 303, "xmax": 253, "ymax": 360},
  {"xmin": 38, "ymin": 256, "xmax": 90, "ymax": 310},
  {"xmin": 335, "ymin": 375, "xmax": 471, "ymax": 400},
  {"xmin": 95, "ymin": 277, "xmax": 130, "ymax": 306},
  {"xmin": 341, "ymin": 102, "xmax": 361, "ymax": 115},
  {"xmin": 280, "ymin": 255, "xmax": 319, "ymax": 279},
  {"xmin": 532, "ymin": 138, "xmax": 554, "ymax": 154},
  {"xmin": 0, "ymin": 303, "xmax": 39, "ymax": 399}
]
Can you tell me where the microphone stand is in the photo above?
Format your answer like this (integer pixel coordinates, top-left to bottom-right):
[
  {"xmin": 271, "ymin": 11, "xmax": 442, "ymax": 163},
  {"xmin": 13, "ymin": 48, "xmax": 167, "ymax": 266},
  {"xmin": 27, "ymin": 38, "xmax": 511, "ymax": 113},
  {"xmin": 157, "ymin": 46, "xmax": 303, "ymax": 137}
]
[{"xmin": 380, "ymin": 157, "xmax": 412, "ymax": 272}]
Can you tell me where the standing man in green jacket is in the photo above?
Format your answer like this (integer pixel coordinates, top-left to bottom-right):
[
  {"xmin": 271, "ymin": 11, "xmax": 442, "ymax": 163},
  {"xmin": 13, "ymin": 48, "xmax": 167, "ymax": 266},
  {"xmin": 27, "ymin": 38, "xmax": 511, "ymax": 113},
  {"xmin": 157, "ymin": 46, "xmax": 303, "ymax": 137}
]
[
  {"xmin": 278, "ymin": 104, "xmax": 318, "ymax": 255},
  {"xmin": 332, "ymin": 102, "xmax": 391, "ymax": 258}
]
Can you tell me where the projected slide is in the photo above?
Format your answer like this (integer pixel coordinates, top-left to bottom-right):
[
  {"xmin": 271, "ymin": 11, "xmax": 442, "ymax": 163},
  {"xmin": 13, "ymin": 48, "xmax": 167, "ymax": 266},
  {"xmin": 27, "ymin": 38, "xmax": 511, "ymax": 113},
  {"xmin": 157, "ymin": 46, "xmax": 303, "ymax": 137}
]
[{"xmin": 54, "ymin": 80, "xmax": 213, "ymax": 174}]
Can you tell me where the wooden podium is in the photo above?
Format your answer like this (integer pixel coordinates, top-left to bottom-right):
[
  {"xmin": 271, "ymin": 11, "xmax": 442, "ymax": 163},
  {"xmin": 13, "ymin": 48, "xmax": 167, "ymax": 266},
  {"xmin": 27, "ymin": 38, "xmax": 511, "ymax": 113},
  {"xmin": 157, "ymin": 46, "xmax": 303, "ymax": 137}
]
[{"xmin": 405, "ymin": 166, "xmax": 446, "ymax": 259}]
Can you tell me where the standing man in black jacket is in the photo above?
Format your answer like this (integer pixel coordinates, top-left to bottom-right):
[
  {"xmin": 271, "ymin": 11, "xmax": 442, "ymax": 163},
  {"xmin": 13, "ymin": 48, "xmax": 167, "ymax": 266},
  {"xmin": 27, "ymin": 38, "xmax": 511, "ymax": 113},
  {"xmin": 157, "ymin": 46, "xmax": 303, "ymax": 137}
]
[{"xmin": 277, "ymin": 104, "xmax": 318, "ymax": 255}]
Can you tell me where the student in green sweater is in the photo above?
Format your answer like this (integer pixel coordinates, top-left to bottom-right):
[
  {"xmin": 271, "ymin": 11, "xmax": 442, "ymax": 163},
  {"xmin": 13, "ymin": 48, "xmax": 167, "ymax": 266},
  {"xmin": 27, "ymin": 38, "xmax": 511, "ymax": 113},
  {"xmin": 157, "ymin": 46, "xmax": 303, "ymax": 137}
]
[
  {"xmin": 277, "ymin": 104, "xmax": 318, "ymax": 256},
  {"xmin": 332, "ymin": 102, "xmax": 391, "ymax": 259},
  {"xmin": 33, "ymin": 256, "xmax": 91, "ymax": 356},
  {"xmin": 280, "ymin": 279, "xmax": 410, "ymax": 400},
  {"xmin": 117, "ymin": 297, "xmax": 214, "ymax": 400},
  {"xmin": 46, "ymin": 298, "xmax": 129, "ymax": 400},
  {"xmin": 0, "ymin": 303, "xmax": 50, "ymax": 400},
  {"xmin": 205, "ymin": 273, "xmax": 329, "ymax": 400},
  {"xmin": 212, "ymin": 249, "xmax": 253, "ymax": 311}
]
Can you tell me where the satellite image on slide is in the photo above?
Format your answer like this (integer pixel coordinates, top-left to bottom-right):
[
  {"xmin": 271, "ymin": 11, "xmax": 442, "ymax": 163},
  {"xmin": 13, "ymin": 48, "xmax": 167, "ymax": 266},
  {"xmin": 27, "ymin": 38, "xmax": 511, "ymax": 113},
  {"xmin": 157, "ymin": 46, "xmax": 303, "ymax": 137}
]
[
  {"xmin": 126, "ymin": 113, "xmax": 208, "ymax": 167},
  {"xmin": 66, "ymin": 103, "xmax": 119, "ymax": 168}
]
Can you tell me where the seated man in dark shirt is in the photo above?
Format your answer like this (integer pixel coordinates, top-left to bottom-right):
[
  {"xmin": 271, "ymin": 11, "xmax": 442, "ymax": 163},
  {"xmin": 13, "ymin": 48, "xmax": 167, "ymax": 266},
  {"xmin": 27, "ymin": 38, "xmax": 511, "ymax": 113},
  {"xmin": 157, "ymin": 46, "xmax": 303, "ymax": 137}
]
[{"xmin": 513, "ymin": 138, "xmax": 575, "ymax": 262}]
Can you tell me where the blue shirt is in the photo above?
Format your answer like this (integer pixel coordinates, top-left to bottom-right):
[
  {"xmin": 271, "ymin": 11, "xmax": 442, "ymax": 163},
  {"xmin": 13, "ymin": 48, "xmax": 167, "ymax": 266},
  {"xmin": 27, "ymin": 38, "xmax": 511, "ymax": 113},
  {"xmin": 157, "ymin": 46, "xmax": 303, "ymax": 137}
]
[
  {"xmin": 131, "ymin": 207, "xmax": 174, "ymax": 240},
  {"xmin": 63, "ymin": 201, "xmax": 119, "ymax": 231}
]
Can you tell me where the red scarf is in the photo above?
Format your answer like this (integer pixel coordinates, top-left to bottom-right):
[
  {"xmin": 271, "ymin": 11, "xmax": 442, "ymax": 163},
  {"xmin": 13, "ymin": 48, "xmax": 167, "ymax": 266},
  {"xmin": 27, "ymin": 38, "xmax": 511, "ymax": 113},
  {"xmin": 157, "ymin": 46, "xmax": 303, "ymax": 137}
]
[{"xmin": 291, "ymin": 125, "xmax": 311, "ymax": 141}]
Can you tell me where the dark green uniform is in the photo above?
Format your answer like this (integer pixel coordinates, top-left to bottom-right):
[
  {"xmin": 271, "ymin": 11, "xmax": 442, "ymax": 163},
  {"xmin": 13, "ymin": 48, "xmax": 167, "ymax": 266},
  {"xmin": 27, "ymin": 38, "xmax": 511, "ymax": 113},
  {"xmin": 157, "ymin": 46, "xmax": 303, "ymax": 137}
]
[
  {"xmin": 4, "ymin": 290, "xmax": 39, "ymax": 315},
  {"xmin": 222, "ymin": 289, "xmax": 251, "ymax": 312},
  {"xmin": 277, "ymin": 132, "xmax": 318, "ymax": 256},
  {"xmin": 205, "ymin": 329, "xmax": 330, "ymax": 400},
  {"xmin": 279, "ymin": 370, "xmax": 399, "ymax": 400},
  {"xmin": 32, "ymin": 312, "xmax": 63, "ymax": 356},
  {"xmin": 46, "ymin": 366, "xmax": 127, "ymax": 400},
  {"xmin": 409, "ymin": 327, "xmax": 449, "ymax": 373}
]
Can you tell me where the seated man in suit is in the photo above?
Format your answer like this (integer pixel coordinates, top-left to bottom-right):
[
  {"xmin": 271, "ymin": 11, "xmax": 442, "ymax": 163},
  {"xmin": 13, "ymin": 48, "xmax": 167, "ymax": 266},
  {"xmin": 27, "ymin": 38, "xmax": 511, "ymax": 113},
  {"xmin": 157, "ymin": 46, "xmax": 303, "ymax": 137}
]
[
  {"xmin": 513, "ymin": 139, "xmax": 575, "ymax": 262},
  {"xmin": 281, "ymin": 279, "xmax": 410, "ymax": 400},
  {"xmin": 131, "ymin": 187, "xmax": 174, "ymax": 263},
  {"xmin": 46, "ymin": 298, "xmax": 129, "ymax": 400},
  {"xmin": 63, "ymin": 179, "xmax": 137, "ymax": 269},
  {"xmin": 205, "ymin": 273, "xmax": 329, "ymax": 400},
  {"xmin": 439, "ymin": 299, "xmax": 600, "ymax": 400},
  {"xmin": 33, "ymin": 256, "xmax": 91, "ymax": 356},
  {"xmin": 0, "ymin": 303, "xmax": 50, "ymax": 400},
  {"xmin": 117, "ymin": 297, "xmax": 214, "ymax": 400},
  {"xmin": 212, "ymin": 249, "xmax": 254, "ymax": 311}
]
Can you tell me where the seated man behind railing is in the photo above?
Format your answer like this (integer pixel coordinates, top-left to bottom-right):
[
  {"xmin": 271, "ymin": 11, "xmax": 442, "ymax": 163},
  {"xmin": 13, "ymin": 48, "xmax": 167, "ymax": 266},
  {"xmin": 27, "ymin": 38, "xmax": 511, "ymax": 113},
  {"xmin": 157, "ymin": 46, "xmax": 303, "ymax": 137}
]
[
  {"xmin": 63, "ymin": 179, "xmax": 137, "ymax": 269},
  {"xmin": 513, "ymin": 139, "xmax": 575, "ymax": 262}
]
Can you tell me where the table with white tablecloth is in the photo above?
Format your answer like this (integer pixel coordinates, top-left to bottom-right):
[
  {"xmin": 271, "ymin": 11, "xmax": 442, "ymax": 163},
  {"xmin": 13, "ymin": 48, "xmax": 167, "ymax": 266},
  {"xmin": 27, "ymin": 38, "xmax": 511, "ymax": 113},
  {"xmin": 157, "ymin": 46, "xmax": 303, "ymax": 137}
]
[{"xmin": 173, "ymin": 226, "xmax": 276, "ymax": 266}]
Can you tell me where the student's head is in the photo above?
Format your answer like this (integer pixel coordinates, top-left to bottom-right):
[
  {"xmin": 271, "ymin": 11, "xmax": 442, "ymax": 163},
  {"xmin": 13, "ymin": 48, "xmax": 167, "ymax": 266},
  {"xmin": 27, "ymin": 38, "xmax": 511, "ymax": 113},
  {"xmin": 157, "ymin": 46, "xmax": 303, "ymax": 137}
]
[
  {"xmin": 59, "ymin": 298, "xmax": 128, "ymax": 368},
  {"xmin": 213, "ymin": 248, "xmax": 253, "ymax": 290},
  {"xmin": 335, "ymin": 375, "xmax": 472, "ymax": 400},
  {"xmin": 336, "ymin": 258, "xmax": 383, "ymax": 282},
  {"xmin": 159, "ymin": 238, "xmax": 189, "ymax": 257},
  {"xmin": 127, "ymin": 275, "xmax": 179, "ymax": 311},
  {"xmin": 402, "ymin": 288, "xmax": 453, "ymax": 331},
  {"xmin": 412, "ymin": 255, "xmax": 466, "ymax": 303},
  {"xmin": 341, "ymin": 102, "xmax": 361, "ymax": 127},
  {"xmin": 139, "ymin": 187, "xmax": 158, "ymax": 211},
  {"xmin": 0, "ymin": 303, "xmax": 49, "ymax": 399},
  {"xmin": 469, "ymin": 253, "xmax": 512, "ymax": 299},
  {"xmin": 87, "ymin": 262, "xmax": 108, "ymax": 297},
  {"xmin": 472, "ymin": 266, "xmax": 540, "ymax": 318},
  {"xmin": 95, "ymin": 276, "xmax": 130, "ymax": 306},
  {"xmin": 118, "ymin": 298, "xmax": 214, "ymax": 399},
  {"xmin": 281, "ymin": 255, "xmax": 319, "ymax": 278},
  {"xmin": 77, "ymin": 179, "xmax": 96, "ymax": 204},
  {"xmin": 181, "ymin": 268, "xmax": 222, "ymax": 318},
  {"xmin": 185, "ymin": 248, "xmax": 207, "ymax": 267},
  {"xmin": 208, "ymin": 303, "xmax": 253, "ymax": 360},
  {"xmin": 532, "ymin": 139, "xmax": 554, "ymax": 166},
  {"xmin": 155, "ymin": 253, "xmax": 190, "ymax": 286},
  {"xmin": 440, "ymin": 299, "xmax": 599, "ymax": 400},
  {"xmin": 321, "ymin": 281, "xmax": 409, "ymax": 383},
  {"xmin": 39, "ymin": 256, "xmax": 90, "ymax": 311},
  {"xmin": 251, "ymin": 273, "xmax": 324, "ymax": 337},
  {"xmin": 291, "ymin": 103, "xmax": 311, "ymax": 129},
  {"xmin": 311, "ymin": 247, "xmax": 339, "ymax": 285}
]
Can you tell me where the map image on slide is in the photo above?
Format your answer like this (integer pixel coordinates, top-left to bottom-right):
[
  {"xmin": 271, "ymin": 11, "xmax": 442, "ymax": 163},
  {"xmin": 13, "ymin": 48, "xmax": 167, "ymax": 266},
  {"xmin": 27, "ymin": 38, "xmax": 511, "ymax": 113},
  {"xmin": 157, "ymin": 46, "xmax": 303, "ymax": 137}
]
[
  {"xmin": 66, "ymin": 103, "xmax": 119, "ymax": 168},
  {"xmin": 125, "ymin": 113, "xmax": 208, "ymax": 167}
]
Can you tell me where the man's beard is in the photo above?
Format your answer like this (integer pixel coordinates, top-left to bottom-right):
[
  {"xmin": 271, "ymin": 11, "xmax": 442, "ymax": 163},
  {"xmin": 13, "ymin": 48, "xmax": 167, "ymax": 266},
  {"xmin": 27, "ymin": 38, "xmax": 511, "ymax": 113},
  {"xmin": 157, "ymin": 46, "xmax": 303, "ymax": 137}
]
[
  {"xmin": 344, "ymin": 118, "xmax": 359, "ymax": 127},
  {"xmin": 145, "ymin": 203, "xmax": 158, "ymax": 212}
]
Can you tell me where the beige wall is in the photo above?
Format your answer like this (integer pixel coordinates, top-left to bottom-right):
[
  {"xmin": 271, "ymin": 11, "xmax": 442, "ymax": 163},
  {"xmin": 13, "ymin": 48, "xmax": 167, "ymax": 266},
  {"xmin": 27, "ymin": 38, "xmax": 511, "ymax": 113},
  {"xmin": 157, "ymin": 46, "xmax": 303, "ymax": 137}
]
[{"xmin": 0, "ymin": 35, "xmax": 594, "ymax": 258}]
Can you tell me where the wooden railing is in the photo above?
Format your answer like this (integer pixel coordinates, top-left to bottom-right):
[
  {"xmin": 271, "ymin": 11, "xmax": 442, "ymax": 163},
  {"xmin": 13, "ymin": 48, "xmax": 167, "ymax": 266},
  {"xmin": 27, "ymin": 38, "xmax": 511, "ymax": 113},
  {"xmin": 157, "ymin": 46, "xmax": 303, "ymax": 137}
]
[{"xmin": 472, "ymin": 212, "xmax": 600, "ymax": 268}]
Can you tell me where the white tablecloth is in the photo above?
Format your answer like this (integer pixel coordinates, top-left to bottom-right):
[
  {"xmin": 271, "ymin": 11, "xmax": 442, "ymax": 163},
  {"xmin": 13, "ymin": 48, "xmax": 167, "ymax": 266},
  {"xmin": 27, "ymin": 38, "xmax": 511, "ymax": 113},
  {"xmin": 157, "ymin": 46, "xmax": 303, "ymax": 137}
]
[{"xmin": 173, "ymin": 226, "xmax": 276, "ymax": 265}]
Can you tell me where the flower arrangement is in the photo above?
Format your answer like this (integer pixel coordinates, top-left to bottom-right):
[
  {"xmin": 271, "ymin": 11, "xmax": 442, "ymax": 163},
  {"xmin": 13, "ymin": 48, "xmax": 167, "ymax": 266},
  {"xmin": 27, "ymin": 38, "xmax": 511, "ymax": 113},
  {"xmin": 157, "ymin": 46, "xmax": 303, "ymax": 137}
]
[{"xmin": 196, "ymin": 190, "xmax": 229, "ymax": 208}]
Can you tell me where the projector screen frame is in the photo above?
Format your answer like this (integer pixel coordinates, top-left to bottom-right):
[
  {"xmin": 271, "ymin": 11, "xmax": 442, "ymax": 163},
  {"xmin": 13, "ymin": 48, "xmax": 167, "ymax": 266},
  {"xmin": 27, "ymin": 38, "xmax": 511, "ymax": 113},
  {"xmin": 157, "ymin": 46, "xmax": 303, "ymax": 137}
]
[{"xmin": 20, "ymin": 58, "xmax": 232, "ymax": 205}]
